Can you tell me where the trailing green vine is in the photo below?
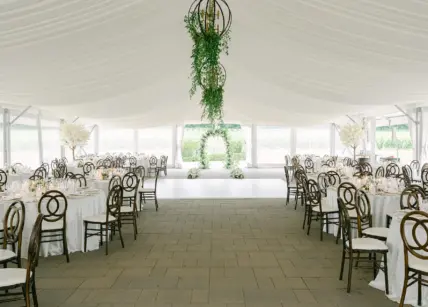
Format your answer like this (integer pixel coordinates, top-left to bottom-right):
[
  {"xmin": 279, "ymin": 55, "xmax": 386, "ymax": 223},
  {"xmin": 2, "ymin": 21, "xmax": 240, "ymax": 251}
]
[
  {"xmin": 184, "ymin": 11, "xmax": 231, "ymax": 123},
  {"xmin": 199, "ymin": 128, "xmax": 233, "ymax": 169}
]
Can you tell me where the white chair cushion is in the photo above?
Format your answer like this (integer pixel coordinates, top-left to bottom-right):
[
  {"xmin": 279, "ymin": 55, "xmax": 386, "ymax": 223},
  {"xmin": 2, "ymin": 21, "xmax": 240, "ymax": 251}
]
[
  {"xmin": 84, "ymin": 214, "xmax": 116, "ymax": 223},
  {"xmin": 139, "ymin": 188, "xmax": 155, "ymax": 193},
  {"xmin": 409, "ymin": 255, "xmax": 428, "ymax": 273},
  {"xmin": 42, "ymin": 220, "xmax": 63, "ymax": 231},
  {"xmin": 312, "ymin": 205, "xmax": 338, "ymax": 213},
  {"xmin": 346, "ymin": 237, "xmax": 388, "ymax": 251},
  {"xmin": 0, "ymin": 249, "xmax": 16, "ymax": 262},
  {"xmin": 120, "ymin": 206, "xmax": 134, "ymax": 213},
  {"xmin": 362, "ymin": 227, "xmax": 389, "ymax": 239},
  {"xmin": 0, "ymin": 268, "xmax": 29, "ymax": 287}
]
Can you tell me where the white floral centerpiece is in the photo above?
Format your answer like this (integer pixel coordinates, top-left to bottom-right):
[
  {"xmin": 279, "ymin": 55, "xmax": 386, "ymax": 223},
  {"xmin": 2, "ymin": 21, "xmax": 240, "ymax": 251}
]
[
  {"xmin": 187, "ymin": 168, "xmax": 200, "ymax": 179},
  {"xmin": 339, "ymin": 123, "xmax": 365, "ymax": 160},
  {"xmin": 230, "ymin": 167, "xmax": 244, "ymax": 179},
  {"xmin": 60, "ymin": 123, "xmax": 90, "ymax": 161}
]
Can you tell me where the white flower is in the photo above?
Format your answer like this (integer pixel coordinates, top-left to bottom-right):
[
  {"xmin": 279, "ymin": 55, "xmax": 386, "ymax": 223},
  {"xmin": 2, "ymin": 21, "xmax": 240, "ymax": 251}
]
[
  {"xmin": 339, "ymin": 124, "xmax": 364, "ymax": 148},
  {"xmin": 230, "ymin": 167, "xmax": 244, "ymax": 179},
  {"xmin": 187, "ymin": 168, "xmax": 200, "ymax": 179},
  {"xmin": 60, "ymin": 123, "xmax": 90, "ymax": 150}
]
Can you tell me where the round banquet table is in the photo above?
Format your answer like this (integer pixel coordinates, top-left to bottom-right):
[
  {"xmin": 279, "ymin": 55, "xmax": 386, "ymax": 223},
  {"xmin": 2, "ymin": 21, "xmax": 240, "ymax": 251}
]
[
  {"xmin": 0, "ymin": 190, "xmax": 106, "ymax": 258},
  {"xmin": 324, "ymin": 187, "xmax": 401, "ymax": 236},
  {"xmin": 371, "ymin": 210, "xmax": 428, "ymax": 306}
]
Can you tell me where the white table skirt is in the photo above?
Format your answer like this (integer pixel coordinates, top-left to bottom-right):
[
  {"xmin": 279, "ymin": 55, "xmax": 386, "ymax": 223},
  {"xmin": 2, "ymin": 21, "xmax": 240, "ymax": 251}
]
[
  {"xmin": 371, "ymin": 211, "xmax": 428, "ymax": 306},
  {"xmin": 0, "ymin": 191, "xmax": 106, "ymax": 258},
  {"xmin": 324, "ymin": 188, "xmax": 401, "ymax": 236}
]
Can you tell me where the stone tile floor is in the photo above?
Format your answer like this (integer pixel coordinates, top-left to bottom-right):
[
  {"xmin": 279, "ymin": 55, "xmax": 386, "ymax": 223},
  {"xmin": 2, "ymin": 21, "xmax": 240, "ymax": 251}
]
[{"xmin": 7, "ymin": 199, "xmax": 401, "ymax": 306}]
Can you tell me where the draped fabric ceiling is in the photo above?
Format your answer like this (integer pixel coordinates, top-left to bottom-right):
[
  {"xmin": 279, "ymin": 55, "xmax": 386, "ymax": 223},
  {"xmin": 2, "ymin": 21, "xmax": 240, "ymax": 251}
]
[{"xmin": 0, "ymin": 0, "xmax": 428, "ymax": 128}]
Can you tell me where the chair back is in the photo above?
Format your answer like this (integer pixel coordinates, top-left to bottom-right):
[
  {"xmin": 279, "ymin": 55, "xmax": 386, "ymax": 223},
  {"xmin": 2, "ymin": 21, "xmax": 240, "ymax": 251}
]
[
  {"xmin": 317, "ymin": 172, "xmax": 329, "ymax": 196},
  {"xmin": 153, "ymin": 169, "xmax": 160, "ymax": 192},
  {"xmin": 41, "ymin": 163, "xmax": 50, "ymax": 174},
  {"xmin": 400, "ymin": 185, "xmax": 425, "ymax": 210},
  {"xmin": 149, "ymin": 156, "xmax": 158, "ymax": 168},
  {"xmin": 284, "ymin": 166, "xmax": 292, "ymax": 186},
  {"xmin": 122, "ymin": 172, "xmax": 139, "ymax": 194},
  {"xmin": 304, "ymin": 179, "xmax": 323, "ymax": 211},
  {"xmin": 400, "ymin": 211, "xmax": 428, "ymax": 268},
  {"xmin": 29, "ymin": 174, "xmax": 43, "ymax": 181},
  {"xmin": 375, "ymin": 166, "xmax": 385, "ymax": 178},
  {"xmin": 386, "ymin": 163, "xmax": 400, "ymax": 178},
  {"xmin": 422, "ymin": 168, "xmax": 428, "ymax": 191},
  {"xmin": 327, "ymin": 171, "xmax": 341, "ymax": 186},
  {"xmin": 337, "ymin": 182, "xmax": 358, "ymax": 212},
  {"xmin": 360, "ymin": 162, "xmax": 372, "ymax": 173},
  {"xmin": 410, "ymin": 160, "xmax": 420, "ymax": 174},
  {"xmin": 65, "ymin": 172, "xmax": 74, "ymax": 179},
  {"xmin": 34, "ymin": 167, "xmax": 47, "ymax": 179},
  {"xmin": 83, "ymin": 162, "xmax": 95, "ymax": 176},
  {"xmin": 37, "ymin": 190, "xmax": 68, "ymax": 224},
  {"xmin": 109, "ymin": 175, "xmax": 122, "ymax": 192},
  {"xmin": 103, "ymin": 158, "xmax": 113, "ymax": 168},
  {"xmin": 3, "ymin": 201, "xmax": 25, "ymax": 259},
  {"xmin": 106, "ymin": 185, "xmax": 123, "ymax": 219},
  {"xmin": 129, "ymin": 156, "xmax": 137, "ymax": 168},
  {"xmin": 402, "ymin": 165, "xmax": 413, "ymax": 187},
  {"xmin": 0, "ymin": 170, "xmax": 7, "ymax": 191},
  {"xmin": 304, "ymin": 158, "xmax": 314, "ymax": 173},
  {"xmin": 73, "ymin": 174, "xmax": 87, "ymax": 187},
  {"xmin": 338, "ymin": 198, "xmax": 353, "ymax": 250},
  {"xmin": 355, "ymin": 190, "xmax": 372, "ymax": 236}
]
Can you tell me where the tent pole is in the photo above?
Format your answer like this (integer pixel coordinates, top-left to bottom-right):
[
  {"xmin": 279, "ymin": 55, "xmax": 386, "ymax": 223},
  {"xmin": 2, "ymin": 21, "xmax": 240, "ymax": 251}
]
[
  {"xmin": 251, "ymin": 124, "xmax": 258, "ymax": 168},
  {"xmin": 36, "ymin": 111, "xmax": 43, "ymax": 164}
]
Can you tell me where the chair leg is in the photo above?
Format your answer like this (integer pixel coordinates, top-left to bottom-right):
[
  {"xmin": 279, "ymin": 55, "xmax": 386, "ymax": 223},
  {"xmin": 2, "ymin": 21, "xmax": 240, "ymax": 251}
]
[
  {"xmin": 133, "ymin": 215, "xmax": 137, "ymax": 240},
  {"xmin": 63, "ymin": 229, "xmax": 70, "ymax": 263},
  {"xmin": 294, "ymin": 192, "xmax": 298, "ymax": 209},
  {"xmin": 399, "ymin": 269, "xmax": 409, "ymax": 307},
  {"xmin": 286, "ymin": 188, "xmax": 290, "ymax": 205},
  {"xmin": 302, "ymin": 205, "xmax": 307, "ymax": 230},
  {"xmin": 347, "ymin": 253, "xmax": 354, "ymax": 293},
  {"xmin": 155, "ymin": 195, "xmax": 159, "ymax": 211},
  {"xmin": 32, "ymin": 278, "xmax": 39, "ymax": 307},
  {"xmin": 84, "ymin": 222, "xmax": 88, "ymax": 252},
  {"xmin": 307, "ymin": 210, "xmax": 312, "ymax": 235},
  {"xmin": 373, "ymin": 253, "xmax": 377, "ymax": 279},
  {"xmin": 319, "ymin": 215, "xmax": 323, "ymax": 241},
  {"xmin": 105, "ymin": 225, "xmax": 109, "ymax": 256},
  {"xmin": 418, "ymin": 273, "xmax": 422, "ymax": 306},
  {"xmin": 118, "ymin": 222, "xmax": 125, "ymax": 249},
  {"xmin": 339, "ymin": 251, "xmax": 346, "ymax": 280},
  {"xmin": 384, "ymin": 253, "xmax": 389, "ymax": 295},
  {"xmin": 336, "ymin": 220, "xmax": 341, "ymax": 244}
]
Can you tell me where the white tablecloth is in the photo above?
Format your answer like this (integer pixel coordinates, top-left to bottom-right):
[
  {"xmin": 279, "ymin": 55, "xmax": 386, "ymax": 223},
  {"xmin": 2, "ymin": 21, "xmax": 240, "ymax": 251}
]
[
  {"xmin": 0, "ymin": 191, "xmax": 106, "ymax": 258},
  {"xmin": 68, "ymin": 166, "xmax": 84, "ymax": 175},
  {"xmin": 371, "ymin": 211, "xmax": 428, "ymax": 306},
  {"xmin": 8, "ymin": 173, "xmax": 32, "ymax": 184},
  {"xmin": 325, "ymin": 187, "xmax": 401, "ymax": 236}
]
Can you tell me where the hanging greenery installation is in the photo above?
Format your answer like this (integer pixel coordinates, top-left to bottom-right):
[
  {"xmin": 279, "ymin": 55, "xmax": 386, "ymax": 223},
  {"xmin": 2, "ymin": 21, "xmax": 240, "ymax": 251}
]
[{"xmin": 185, "ymin": 0, "xmax": 232, "ymax": 123}]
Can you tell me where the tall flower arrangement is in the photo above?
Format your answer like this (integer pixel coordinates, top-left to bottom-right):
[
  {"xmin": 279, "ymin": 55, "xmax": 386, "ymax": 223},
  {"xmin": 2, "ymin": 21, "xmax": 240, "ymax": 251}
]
[
  {"xmin": 60, "ymin": 123, "xmax": 90, "ymax": 161},
  {"xmin": 339, "ymin": 123, "xmax": 365, "ymax": 160}
]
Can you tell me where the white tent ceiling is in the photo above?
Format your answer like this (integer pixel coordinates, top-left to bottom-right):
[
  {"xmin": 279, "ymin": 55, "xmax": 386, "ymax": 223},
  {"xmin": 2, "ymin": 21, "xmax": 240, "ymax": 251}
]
[{"xmin": 1, "ymin": 0, "xmax": 428, "ymax": 128}]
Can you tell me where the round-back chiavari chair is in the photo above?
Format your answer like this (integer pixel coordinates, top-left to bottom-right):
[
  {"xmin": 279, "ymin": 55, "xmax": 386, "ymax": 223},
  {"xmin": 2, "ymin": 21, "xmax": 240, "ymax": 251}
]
[
  {"xmin": 0, "ymin": 170, "xmax": 7, "ymax": 192},
  {"xmin": 375, "ymin": 166, "xmax": 385, "ymax": 178},
  {"xmin": 83, "ymin": 162, "xmax": 95, "ymax": 176},
  {"xmin": 400, "ymin": 185, "xmax": 426, "ymax": 211},
  {"xmin": 304, "ymin": 158, "xmax": 314, "ymax": 173},
  {"xmin": 386, "ymin": 162, "xmax": 400, "ymax": 178}
]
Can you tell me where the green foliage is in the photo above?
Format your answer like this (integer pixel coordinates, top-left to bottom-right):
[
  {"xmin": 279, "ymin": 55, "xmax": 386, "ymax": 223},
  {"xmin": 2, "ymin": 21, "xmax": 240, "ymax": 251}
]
[
  {"xmin": 376, "ymin": 124, "xmax": 409, "ymax": 132},
  {"xmin": 376, "ymin": 137, "xmax": 413, "ymax": 150},
  {"xmin": 184, "ymin": 12, "xmax": 231, "ymax": 123},
  {"xmin": 199, "ymin": 128, "xmax": 233, "ymax": 169}
]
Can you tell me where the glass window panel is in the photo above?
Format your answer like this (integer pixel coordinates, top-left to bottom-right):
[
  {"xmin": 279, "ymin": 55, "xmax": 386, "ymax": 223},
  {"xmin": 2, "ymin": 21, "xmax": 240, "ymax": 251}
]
[
  {"xmin": 181, "ymin": 124, "xmax": 246, "ymax": 168},
  {"xmin": 41, "ymin": 119, "xmax": 60, "ymax": 163},
  {"xmin": 11, "ymin": 116, "xmax": 39, "ymax": 168},
  {"xmin": 257, "ymin": 126, "xmax": 290, "ymax": 164},
  {"xmin": 296, "ymin": 125, "xmax": 330, "ymax": 156},
  {"xmin": 139, "ymin": 126, "xmax": 172, "ymax": 161},
  {"xmin": 375, "ymin": 124, "xmax": 412, "ymax": 164},
  {"xmin": 99, "ymin": 128, "xmax": 134, "ymax": 154}
]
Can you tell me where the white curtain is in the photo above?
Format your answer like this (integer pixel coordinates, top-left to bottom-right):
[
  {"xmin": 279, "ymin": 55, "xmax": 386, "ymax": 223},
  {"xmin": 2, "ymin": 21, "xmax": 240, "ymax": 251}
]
[
  {"xmin": 175, "ymin": 125, "xmax": 184, "ymax": 168},
  {"xmin": 420, "ymin": 108, "xmax": 428, "ymax": 164}
]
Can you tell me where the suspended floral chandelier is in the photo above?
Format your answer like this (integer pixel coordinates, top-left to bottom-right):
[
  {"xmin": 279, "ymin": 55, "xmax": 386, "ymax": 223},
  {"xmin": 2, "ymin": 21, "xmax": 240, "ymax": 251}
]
[
  {"xmin": 185, "ymin": 0, "xmax": 232, "ymax": 124},
  {"xmin": 188, "ymin": 0, "xmax": 232, "ymax": 37}
]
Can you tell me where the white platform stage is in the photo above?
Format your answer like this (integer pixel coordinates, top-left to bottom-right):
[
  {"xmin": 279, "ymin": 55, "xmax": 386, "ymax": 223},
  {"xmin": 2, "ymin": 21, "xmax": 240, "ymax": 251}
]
[{"xmin": 155, "ymin": 179, "xmax": 287, "ymax": 199}]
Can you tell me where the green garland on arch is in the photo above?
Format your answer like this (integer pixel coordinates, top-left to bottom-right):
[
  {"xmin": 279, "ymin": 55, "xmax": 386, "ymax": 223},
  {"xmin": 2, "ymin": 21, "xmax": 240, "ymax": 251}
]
[
  {"xmin": 184, "ymin": 11, "xmax": 231, "ymax": 123},
  {"xmin": 199, "ymin": 128, "xmax": 233, "ymax": 169}
]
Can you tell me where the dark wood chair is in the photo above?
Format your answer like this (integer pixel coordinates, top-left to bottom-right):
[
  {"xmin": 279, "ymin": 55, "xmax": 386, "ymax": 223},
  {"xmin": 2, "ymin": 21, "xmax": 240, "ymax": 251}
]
[
  {"xmin": 139, "ymin": 169, "xmax": 160, "ymax": 211},
  {"xmin": 0, "ymin": 201, "xmax": 25, "ymax": 268},
  {"xmin": 38, "ymin": 191, "xmax": 69, "ymax": 263}
]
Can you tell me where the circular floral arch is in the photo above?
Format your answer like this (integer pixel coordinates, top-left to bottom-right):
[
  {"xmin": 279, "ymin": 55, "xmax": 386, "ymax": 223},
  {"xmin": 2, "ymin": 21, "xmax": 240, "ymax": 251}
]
[{"xmin": 199, "ymin": 128, "xmax": 233, "ymax": 169}]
